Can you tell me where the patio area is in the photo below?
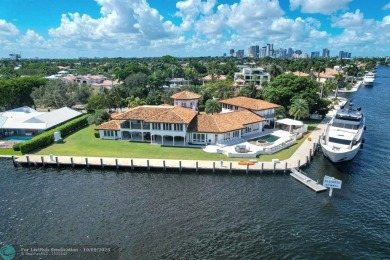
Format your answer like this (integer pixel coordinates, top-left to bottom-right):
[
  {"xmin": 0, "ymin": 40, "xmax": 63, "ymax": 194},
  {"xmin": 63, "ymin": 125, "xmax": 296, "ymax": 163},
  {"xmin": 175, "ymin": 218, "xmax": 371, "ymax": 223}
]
[{"xmin": 203, "ymin": 129, "xmax": 300, "ymax": 158}]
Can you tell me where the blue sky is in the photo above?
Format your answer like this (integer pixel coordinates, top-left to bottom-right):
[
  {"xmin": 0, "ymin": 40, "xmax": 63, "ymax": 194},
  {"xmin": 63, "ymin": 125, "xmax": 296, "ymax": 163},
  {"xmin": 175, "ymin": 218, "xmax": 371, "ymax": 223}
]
[{"xmin": 0, "ymin": 0, "xmax": 389, "ymax": 58}]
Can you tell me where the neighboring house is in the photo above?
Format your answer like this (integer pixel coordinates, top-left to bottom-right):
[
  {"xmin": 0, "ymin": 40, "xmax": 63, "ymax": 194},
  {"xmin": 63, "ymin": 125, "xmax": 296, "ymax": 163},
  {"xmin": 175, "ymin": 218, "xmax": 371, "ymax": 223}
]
[
  {"xmin": 61, "ymin": 74, "xmax": 121, "ymax": 90},
  {"xmin": 96, "ymin": 91, "xmax": 280, "ymax": 147},
  {"xmin": 219, "ymin": 96, "xmax": 280, "ymax": 125},
  {"xmin": 234, "ymin": 67, "xmax": 270, "ymax": 86},
  {"xmin": 0, "ymin": 107, "xmax": 82, "ymax": 136}
]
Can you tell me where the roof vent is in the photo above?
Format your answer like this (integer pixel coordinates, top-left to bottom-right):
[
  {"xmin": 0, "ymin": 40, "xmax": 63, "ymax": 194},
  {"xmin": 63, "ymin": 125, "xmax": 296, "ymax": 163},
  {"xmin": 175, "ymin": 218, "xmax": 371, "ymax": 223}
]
[{"xmin": 23, "ymin": 106, "xmax": 30, "ymax": 113}]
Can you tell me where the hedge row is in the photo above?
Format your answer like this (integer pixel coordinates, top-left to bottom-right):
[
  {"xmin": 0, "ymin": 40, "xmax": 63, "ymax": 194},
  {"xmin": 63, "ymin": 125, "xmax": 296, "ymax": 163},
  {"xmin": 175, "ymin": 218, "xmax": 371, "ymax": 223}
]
[{"xmin": 17, "ymin": 114, "xmax": 90, "ymax": 154}]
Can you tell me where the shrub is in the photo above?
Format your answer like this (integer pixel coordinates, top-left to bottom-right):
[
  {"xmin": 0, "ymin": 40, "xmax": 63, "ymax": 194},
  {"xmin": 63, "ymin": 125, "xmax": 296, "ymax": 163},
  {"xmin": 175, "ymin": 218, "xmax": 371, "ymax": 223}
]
[
  {"xmin": 94, "ymin": 132, "xmax": 100, "ymax": 138},
  {"xmin": 12, "ymin": 143, "xmax": 21, "ymax": 151},
  {"xmin": 19, "ymin": 114, "xmax": 89, "ymax": 154}
]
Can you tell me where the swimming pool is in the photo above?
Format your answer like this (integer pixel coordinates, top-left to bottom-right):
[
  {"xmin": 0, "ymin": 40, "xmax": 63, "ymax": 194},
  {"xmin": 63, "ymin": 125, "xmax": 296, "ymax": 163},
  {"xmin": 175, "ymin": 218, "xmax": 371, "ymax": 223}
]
[
  {"xmin": 4, "ymin": 136, "xmax": 33, "ymax": 142},
  {"xmin": 250, "ymin": 134, "xmax": 280, "ymax": 143}
]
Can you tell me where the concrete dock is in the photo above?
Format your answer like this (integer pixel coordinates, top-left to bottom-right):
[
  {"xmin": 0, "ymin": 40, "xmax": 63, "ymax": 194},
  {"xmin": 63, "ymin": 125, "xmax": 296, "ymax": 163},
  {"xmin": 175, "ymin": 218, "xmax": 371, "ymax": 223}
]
[
  {"xmin": 290, "ymin": 168, "xmax": 327, "ymax": 192},
  {"xmin": 10, "ymin": 115, "xmax": 330, "ymax": 174}
]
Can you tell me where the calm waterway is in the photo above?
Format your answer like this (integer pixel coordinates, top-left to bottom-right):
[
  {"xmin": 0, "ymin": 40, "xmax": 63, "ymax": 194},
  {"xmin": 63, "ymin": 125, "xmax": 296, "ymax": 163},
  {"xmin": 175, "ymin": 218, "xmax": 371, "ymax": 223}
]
[{"xmin": 1, "ymin": 67, "xmax": 390, "ymax": 259}]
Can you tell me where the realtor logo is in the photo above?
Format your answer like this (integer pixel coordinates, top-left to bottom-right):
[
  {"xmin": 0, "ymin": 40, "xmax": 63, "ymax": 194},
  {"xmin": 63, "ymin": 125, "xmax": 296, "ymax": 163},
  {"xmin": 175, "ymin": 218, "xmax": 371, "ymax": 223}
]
[{"xmin": 0, "ymin": 245, "xmax": 16, "ymax": 260}]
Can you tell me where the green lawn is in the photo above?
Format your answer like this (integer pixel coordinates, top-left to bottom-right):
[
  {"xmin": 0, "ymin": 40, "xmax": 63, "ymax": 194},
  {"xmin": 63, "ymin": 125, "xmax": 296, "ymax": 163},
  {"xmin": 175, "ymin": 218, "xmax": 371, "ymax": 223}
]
[
  {"xmin": 0, "ymin": 149, "xmax": 22, "ymax": 156},
  {"xmin": 30, "ymin": 120, "xmax": 320, "ymax": 162}
]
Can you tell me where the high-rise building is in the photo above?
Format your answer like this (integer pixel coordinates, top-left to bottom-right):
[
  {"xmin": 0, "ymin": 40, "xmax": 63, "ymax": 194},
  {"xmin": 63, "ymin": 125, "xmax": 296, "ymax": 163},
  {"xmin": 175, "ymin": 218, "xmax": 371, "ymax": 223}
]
[
  {"xmin": 287, "ymin": 48, "xmax": 294, "ymax": 58},
  {"xmin": 311, "ymin": 51, "xmax": 320, "ymax": 58},
  {"xmin": 260, "ymin": 46, "xmax": 267, "ymax": 58},
  {"xmin": 9, "ymin": 53, "xmax": 21, "ymax": 61},
  {"xmin": 230, "ymin": 49, "xmax": 235, "ymax": 57},
  {"xmin": 339, "ymin": 51, "xmax": 351, "ymax": 59},
  {"xmin": 236, "ymin": 50, "xmax": 244, "ymax": 59},
  {"xmin": 248, "ymin": 45, "xmax": 259, "ymax": 58},
  {"xmin": 295, "ymin": 50, "xmax": 302, "ymax": 55},
  {"xmin": 266, "ymin": 43, "xmax": 274, "ymax": 57},
  {"xmin": 322, "ymin": 48, "xmax": 330, "ymax": 58}
]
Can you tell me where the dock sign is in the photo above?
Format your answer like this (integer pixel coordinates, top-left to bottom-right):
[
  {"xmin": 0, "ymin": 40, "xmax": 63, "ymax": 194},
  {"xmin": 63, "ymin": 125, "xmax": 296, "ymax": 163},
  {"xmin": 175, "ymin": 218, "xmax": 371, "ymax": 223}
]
[{"xmin": 323, "ymin": 176, "xmax": 342, "ymax": 189}]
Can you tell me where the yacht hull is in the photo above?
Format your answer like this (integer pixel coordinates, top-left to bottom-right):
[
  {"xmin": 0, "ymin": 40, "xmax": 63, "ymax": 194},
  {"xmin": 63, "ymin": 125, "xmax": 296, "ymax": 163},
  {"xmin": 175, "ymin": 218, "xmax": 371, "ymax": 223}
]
[{"xmin": 320, "ymin": 141, "xmax": 361, "ymax": 163}]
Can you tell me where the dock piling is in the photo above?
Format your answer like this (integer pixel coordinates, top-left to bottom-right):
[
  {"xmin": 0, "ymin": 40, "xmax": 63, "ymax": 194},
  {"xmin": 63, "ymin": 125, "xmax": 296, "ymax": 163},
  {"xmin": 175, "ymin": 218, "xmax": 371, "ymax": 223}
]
[
  {"xmin": 131, "ymin": 159, "xmax": 134, "ymax": 170},
  {"xmin": 12, "ymin": 156, "xmax": 17, "ymax": 167},
  {"xmin": 147, "ymin": 160, "xmax": 150, "ymax": 171},
  {"xmin": 115, "ymin": 159, "xmax": 119, "ymax": 170},
  {"xmin": 213, "ymin": 162, "xmax": 215, "ymax": 173},
  {"xmin": 41, "ymin": 156, "xmax": 45, "ymax": 167},
  {"xmin": 179, "ymin": 161, "xmax": 182, "ymax": 172},
  {"xmin": 229, "ymin": 162, "xmax": 232, "ymax": 174},
  {"xmin": 298, "ymin": 160, "xmax": 300, "ymax": 169},
  {"xmin": 55, "ymin": 157, "xmax": 59, "ymax": 167},
  {"xmin": 246, "ymin": 164, "xmax": 249, "ymax": 174},
  {"xmin": 71, "ymin": 157, "xmax": 74, "ymax": 168},
  {"xmin": 273, "ymin": 162, "xmax": 276, "ymax": 173},
  {"xmin": 85, "ymin": 158, "xmax": 89, "ymax": 168},
  {"xmin": 284, "ymin": 162, "xmax": 287, "ymax": 173},
  {"xmin": 261, "ymin": 163, "xmax": 264, "ymax": 174},
  {"xmin": 163, "ymin": 160, "xmax": 166, "ymax": 171},
  {"xmin": 196, "ymin": 161, "xmax": 198, "ymax": 172},
  {"xmin": 100, "ymin": 158, "xmax": 104, "ymax": 169}
]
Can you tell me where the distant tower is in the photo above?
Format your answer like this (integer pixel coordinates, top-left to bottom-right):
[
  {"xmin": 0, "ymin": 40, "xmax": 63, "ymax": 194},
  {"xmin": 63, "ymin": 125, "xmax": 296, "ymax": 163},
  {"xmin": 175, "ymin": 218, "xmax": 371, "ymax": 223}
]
[
  {"xmin": 230, "ymin": 49, "xmax": 235, "ymax": 57},
  {"xmin": 322, "ymin": 48, "xmax": 330, "ymax": 58}
]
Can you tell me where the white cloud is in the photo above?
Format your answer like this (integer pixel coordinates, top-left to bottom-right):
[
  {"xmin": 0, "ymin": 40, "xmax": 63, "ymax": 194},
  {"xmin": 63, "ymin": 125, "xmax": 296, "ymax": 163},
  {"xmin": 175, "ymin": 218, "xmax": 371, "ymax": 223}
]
[
  {"xmin": 175, "ymin": 0, "xmax": 217, "ymax": 30},
  {"xmin": 290, "ymin": 0, "xmax": 351, "ymax": 15},
  {"xmin": 331, "ymin": 10, "xmax": 370, "ymax": 28},
  {"xmin": 383, "ymin": 3, "xmax": 390, "ymax": 10},
  {"xmin": 0, "ymin": 19, "xmax": 19, "ymax": 36}
]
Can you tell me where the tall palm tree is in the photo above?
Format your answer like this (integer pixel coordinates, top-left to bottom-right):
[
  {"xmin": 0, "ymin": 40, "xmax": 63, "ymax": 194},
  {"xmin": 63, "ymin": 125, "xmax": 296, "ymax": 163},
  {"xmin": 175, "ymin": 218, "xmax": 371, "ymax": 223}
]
[
  {"xmin": 314, "ymin": 63, "xmax": 326, "ymax": 82},
  {"xmin": 289, "ymin": 99, "xmax": 309, "ymax": 120},
  {"xmin": 334, "ymin": 72, "xmax": 345, "ymax": 98},
  {"xmin": 268, "ymin": 64, "xmax": 283, "ymax": 80}
]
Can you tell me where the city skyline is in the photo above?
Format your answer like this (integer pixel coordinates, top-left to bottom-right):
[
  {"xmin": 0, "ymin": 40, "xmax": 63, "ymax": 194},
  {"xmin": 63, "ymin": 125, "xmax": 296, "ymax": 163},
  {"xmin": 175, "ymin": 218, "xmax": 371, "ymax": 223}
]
[{"xmin": 0, "ymin": 0, "xmax": 390, "ymax": 58}]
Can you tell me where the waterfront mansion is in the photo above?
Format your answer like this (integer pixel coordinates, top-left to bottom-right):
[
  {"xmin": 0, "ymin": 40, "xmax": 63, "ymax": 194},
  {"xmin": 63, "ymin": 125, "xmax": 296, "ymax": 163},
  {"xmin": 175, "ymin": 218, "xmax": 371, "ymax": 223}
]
[{"xmin": 96, "ymin": 91, "xmax": 279, "ymax": 146}]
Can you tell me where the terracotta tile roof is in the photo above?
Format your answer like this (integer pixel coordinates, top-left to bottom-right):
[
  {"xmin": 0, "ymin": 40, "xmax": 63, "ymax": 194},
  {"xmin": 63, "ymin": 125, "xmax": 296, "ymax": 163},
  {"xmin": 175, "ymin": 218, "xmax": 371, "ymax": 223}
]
[
  {"xmin": 170, "ymin": 91, "xmax": 202, "ymax": 100},
  {"xmin": 188, "ymin": 110, "xmax": 265, "ymax": 133},
  {"xmin": 220, "ymin": 97, "xmax": 279, "ymax": 111},
  {"xmin": 95, "ymin": 120, "xmax": 124, "ymax": 130},
  {"xmin": 112, "ymin": 105, "xmax": 196, "ymax": 124},
  {"xmin": 292, "ymin": 71, "xmax": 310, "ymax": 77}
]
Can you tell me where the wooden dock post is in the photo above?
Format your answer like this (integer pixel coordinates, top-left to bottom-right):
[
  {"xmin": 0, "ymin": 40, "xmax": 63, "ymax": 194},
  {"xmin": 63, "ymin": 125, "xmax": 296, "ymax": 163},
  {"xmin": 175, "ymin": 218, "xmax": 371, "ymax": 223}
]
[
  {"xmin": 131, "ymin": 159, "xmax": 134, "ymax": 170},
  {"xmin": 310, "ymin": 149, "xmax": 313, "ymax": 159},
  {"xmin": 196, "ymin": 161, "xmax": 198, "ymax": 172},
  {"xmin": 55, "ymin": 157, "xmax": 59, "ymax": 167},
  {"xmin": 26, "ymin": 155, "xmax": 30, "ymax": 166},
  {"xmin": 246, "ymin": 164, "xmax": 249, "ymax": 174},
  {"xmin": 229, "ymin": 162, "xmax": 232, "ymax": 174},
  {"xmin": 71, "ymin": 157, "xmax": 74, "ymax": 168},
  {"xmin": 306, "ymin": 156, "xmax": 309, "ymax": 165},
  {"xmin": 298, "ymin": 160, "xmax": 300, "ymax": 169},
  {"xmin": 284, "ymin": 162, "xmax": 287, "ymax": 173},
  {"xmin": 273, "ymin": 162, "xmax": 276, "ymax": 173},
  {"xmin": 12, "ymin": 156, "xmax": 17, "ymax": 167},
  {"xmin": 179, "ymin": 161, "xmax": 182, "ymax": 172},
  {"xmin": 147, "ymin": 160, "xmax": 150, "ymax": 171},
  {"xmin": 100, "ymin": 158, "xmax": 104, "ymax": 169},
  {"xmin": 85, "ymin": 158, "xmax": 89, "ymax": 168},
  {"xmin": 41, "ymin": 156, "xmax": 45, "ymax": 167},
  {"xmin": 115, "ymin": 159, "xmax": 119, "ymax": 170},
  {"xmin": 213, "ymin": 162, "xmax": 215, "ymax": 173},
  {"xmin": 163, "ymin": 160, "xmax": 166, "ymax": 171}
]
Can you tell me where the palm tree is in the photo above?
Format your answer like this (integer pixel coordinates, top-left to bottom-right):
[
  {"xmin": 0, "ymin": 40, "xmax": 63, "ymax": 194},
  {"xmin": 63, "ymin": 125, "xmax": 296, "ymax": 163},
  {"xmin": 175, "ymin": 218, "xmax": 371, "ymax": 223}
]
[
  {"xmin": 205, "ymin": 99, "xmax": 222, "ymax": 114},
  {"xmin": 334, "ymin": 72, "xmax": 345, "ymax": 98},
  {"xmin": 268, "ymin": 64, "xmax": 283, "ymax": 80},
  {"xmin": 314, "ymin": 63, "xmax": 326, "ymax": 82},
  {"xmin": 289, "ymin": 99, "xmax": 309, "ymax": 120}
]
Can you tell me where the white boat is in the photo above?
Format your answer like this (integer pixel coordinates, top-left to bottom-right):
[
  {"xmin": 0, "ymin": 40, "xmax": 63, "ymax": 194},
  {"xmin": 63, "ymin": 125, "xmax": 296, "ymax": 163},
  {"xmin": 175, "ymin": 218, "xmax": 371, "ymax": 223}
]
[
  {"xmin": 363, "ymin": 72, "xmax": 375, "ymax": 86},
  {"xmin": 320, "ymin": 102, "xmax": 365, "ymax": 163}
]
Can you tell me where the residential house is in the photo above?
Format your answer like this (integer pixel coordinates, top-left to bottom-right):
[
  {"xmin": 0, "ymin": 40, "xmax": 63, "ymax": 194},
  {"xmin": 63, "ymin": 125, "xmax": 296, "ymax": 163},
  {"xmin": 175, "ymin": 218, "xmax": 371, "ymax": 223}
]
[{"xmin": 96, "ymin": 91, "xmax": 280, "ymax": 147}]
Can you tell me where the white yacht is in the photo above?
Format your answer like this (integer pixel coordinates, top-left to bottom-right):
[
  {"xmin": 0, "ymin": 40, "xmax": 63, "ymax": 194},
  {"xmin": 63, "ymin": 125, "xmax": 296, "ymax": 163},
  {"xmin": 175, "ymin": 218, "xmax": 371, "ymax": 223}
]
[
  {"xmin": 320, "ymin": 102, "xmax": 365, "ymax": 163},
  {"xmin": 363, "ymin": 72, "xmax": 375, "ymax": 86}
]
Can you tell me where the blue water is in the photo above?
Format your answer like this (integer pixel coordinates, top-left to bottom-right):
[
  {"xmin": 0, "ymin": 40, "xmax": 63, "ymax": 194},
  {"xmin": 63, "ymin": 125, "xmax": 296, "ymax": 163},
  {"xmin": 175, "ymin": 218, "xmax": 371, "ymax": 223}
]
[
  {"xmin": 0, "ymin": 67, "xmax": 390, "ymax": 259},
  {"xmin": 3, "ymin": 136, "xmax": 33, "ymax": 142}
]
